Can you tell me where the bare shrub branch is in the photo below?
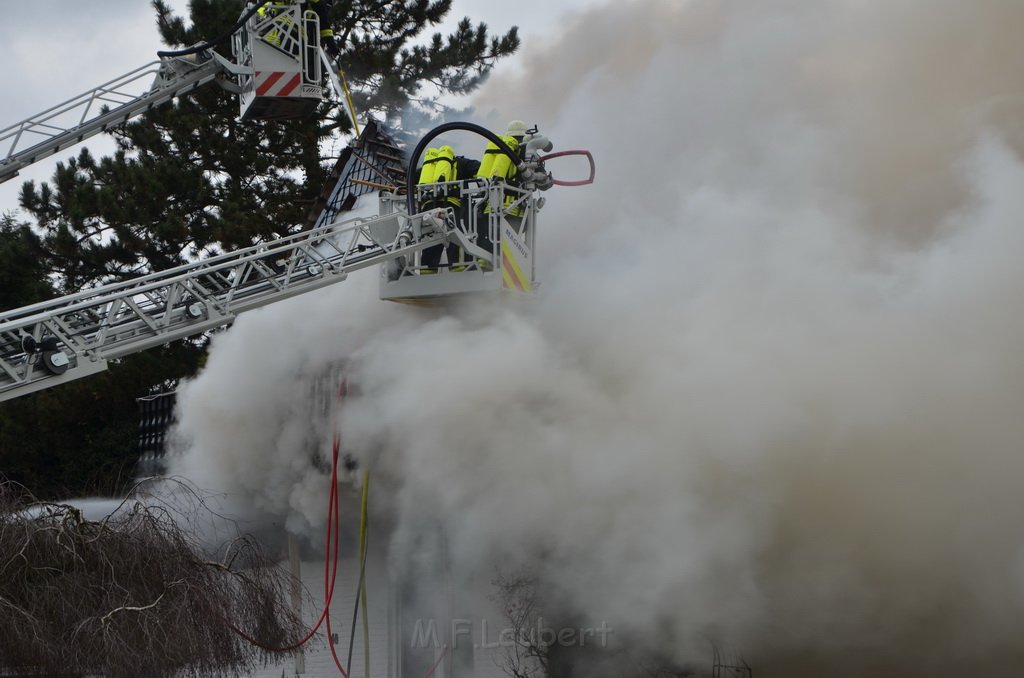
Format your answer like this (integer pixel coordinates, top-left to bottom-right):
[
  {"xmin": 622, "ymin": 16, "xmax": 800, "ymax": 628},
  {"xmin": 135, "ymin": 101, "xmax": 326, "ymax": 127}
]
[{"xmin": 0, "ymin": 479, "xmax": 304, "ymax": 677}]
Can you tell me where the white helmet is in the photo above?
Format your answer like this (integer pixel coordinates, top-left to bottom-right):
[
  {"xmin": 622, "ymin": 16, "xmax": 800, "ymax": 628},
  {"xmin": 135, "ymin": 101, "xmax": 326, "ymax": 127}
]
[{"xmin": 505, "ymin": 120, "xmax": 528, "ymax": 138}]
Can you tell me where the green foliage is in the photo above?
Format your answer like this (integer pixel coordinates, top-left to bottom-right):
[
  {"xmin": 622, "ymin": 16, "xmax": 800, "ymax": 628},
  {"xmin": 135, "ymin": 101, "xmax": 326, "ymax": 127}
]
[
  {"xmin": 19, "ymin": 0, "xmax": 519, "ymax": 285},
  {"xmin": 22, "ymin": 3, "xmax": 327, "ymax": 285},
  {"xmin": 0, "ymin": 214, "xmax": 202, "ymax": 502},
  {"xmin": 0, "ymin": 214, "xmax": 53, "ymax": 310},
  {"xmin": 335, "ymin": 0, "xmax": 520, "ymax": 119},
  {"xmin": 0, "ymin": 342, "xmax": 204, "ymax": 499}
]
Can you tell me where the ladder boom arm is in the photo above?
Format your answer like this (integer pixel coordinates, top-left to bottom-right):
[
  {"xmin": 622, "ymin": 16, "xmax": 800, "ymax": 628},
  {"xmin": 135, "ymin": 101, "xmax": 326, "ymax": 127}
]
[
  {"xmin": 0, "ymin": 52, "xmax": 242, "ymax": 185},
  {"xmin": 0, "ymin": 207, "xmax": 454, "ymax": 401}
]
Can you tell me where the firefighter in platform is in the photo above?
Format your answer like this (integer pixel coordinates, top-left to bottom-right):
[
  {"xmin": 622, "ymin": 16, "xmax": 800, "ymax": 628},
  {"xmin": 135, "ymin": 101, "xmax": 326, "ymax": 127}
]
[
  {"xmin": 257, "ymin": 0, "xmax": 341, "ymax": 58},
  {"xmin": 307, "ymin": 0, "xmax": 342, "ymax": 57},
  {"xmin": 416, "ymin": 145, "xmax": 480, "ymax": 272},
  {"xmin": 473, "ymin": 120, "xmax": 529, "ymax": 260}
]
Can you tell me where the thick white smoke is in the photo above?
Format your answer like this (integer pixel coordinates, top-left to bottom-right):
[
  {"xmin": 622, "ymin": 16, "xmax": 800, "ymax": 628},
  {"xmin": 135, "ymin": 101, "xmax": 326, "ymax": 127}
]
[{"xmin": 170, "ymin": 1, "xmax": 1024, "ymax": 674}]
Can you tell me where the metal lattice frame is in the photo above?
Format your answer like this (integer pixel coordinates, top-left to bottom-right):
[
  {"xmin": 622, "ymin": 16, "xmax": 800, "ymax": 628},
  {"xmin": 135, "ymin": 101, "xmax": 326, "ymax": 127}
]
[
  {"xmin": 406, "ymin": 179, "xmax": 537, "ymax": 271},
  {"xmin": 712, "ymin": 645, "xmax": 753, "ymax": 678},
  {"xmin": 0, "ymin": 53, "xmax": 246, "ymax": 185},
  {"xmin": 0, "ymin": 208, "xmax": 450, "ymax": 401}
]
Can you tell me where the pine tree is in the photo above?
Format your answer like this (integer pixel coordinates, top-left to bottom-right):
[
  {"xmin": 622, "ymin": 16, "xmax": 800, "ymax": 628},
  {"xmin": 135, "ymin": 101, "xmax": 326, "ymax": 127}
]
[
  {"xmin": 336, "ymin": 0, "xmax": 521, "ymax": 125},
  {"xmin": 19, "ymin": 0, "xmax": 519, "ymax": 288},
  {"xmin": 0, "ymin": 214, "xmax": 53, "ymax": 310},
  {"xmin": 0, "ymin": 215, "xmax": 204, "ymax": 499}
]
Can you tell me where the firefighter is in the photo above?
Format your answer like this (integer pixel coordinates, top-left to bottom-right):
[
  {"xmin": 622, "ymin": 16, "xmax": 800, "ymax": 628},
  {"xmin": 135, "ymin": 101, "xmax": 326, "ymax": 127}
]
[
  {"xmin": 474, "ymin": 120, "xmax": 529, "ymax": 259},
  {"xmin": 256, "ymin": 1, "xmax": 295, "ymax": 52},
  {"xmin": 478, "ymin": 119, "xmax": 527, "ymax": 183},
  {"xmin": 307, "ymin": 0, "xmax": 342, "ymax": 57},
  {"xmin": 417, "ymin": 146, "xmax": 480, "ymax": 272},
  {"xmin": 257, "ymin": 1, "xmax": 340, "ymax": 58}
]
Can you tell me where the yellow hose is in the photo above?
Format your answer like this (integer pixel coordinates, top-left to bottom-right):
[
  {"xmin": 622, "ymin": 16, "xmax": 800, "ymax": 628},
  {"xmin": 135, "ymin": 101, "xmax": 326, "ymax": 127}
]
[
  {"xmin": 359, "ymin": 467, "xmax": 370, "ymax": 678},
  {"xmin": 338, "ymin": 66, "xmax": 361, "ymax": 136}
]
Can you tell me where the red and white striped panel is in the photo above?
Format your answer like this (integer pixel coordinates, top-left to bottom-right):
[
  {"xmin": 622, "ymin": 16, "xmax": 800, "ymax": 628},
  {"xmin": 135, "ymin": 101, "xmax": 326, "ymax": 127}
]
[{"xmin": 254, "ymin": 70, "xmax": 303, "ymax": 97}]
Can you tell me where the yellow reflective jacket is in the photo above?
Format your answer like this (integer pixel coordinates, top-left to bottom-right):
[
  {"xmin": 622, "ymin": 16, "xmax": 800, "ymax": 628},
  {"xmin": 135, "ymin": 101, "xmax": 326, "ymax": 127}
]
[
  {"xmin": 256, "ymin": 2, "xmax": 294, "ymax": 48},
  {"xmin": 307, "ymin": 0, "xmax": 335, "ymax": 38},
  {"xmin": 417, "ymin": 146, "xmax": 460, "ymax": 209},
  {"xmin": 477, "ymin": 135, "xmax": 524, "ymax": 216}
]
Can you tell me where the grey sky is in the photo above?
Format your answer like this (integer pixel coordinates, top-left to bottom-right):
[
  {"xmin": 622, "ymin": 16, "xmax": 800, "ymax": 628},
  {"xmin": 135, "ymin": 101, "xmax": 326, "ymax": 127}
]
[{"xmin": 0, "ymin": 0, "xmax": 598, "ymax": 216}]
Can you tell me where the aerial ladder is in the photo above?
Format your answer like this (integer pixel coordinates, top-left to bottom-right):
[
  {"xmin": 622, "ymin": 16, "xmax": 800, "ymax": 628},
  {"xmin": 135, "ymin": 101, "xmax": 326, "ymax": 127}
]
[
  {"xmin": 0, "ymin": 204, "xmax": 454, "ymax": 399},
  {"xmin": 0, "ymin": 5, "xmax": 595, "ymax": 403},
  {"xmin": 0, "ymin": 1, "xmax": 331, "ymax": 185}
]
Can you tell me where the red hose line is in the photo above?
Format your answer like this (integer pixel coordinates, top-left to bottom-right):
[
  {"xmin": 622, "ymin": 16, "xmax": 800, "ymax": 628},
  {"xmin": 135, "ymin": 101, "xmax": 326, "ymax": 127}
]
[
  {"xmin": 422, "ymin": 644, "xmax": 449, "ymax": 678},
  {"xmin": 229, "ymin": 379, "xmax": 349, "ymax": 678},
  {"xmin": 227, "ymin": 442, "xmax": 344, "ymax": 656},
  {"xmin": 226, "ymin": 438, "xmax": 343, "ymax": 655},
  {"xmin": 538, "ymin": 149, "xmax": 596, "ymax": 186},
  {"xmin": 325, "ymin": 380, "xmax": 350, "ymax": 676}
]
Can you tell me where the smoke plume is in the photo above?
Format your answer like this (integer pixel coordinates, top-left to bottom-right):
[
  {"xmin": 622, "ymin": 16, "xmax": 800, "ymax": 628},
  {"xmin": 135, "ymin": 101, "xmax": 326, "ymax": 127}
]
[{"xmin": 170, "ymin": 1, "xmax": 1024, "ymax": 674}]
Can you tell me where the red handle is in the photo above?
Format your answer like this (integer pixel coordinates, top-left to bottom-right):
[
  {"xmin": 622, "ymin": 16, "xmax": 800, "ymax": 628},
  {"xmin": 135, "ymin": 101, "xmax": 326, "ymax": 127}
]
[{"xmin": 539, "ymin": 149, "xmax": 595, "ymax": 186}]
